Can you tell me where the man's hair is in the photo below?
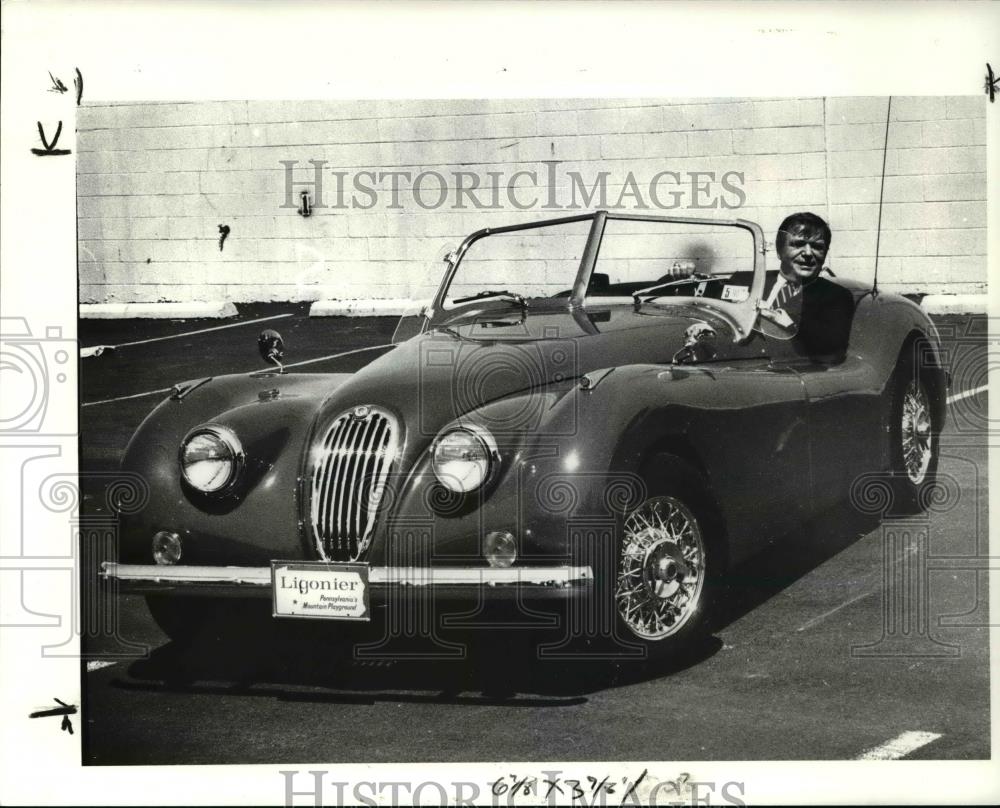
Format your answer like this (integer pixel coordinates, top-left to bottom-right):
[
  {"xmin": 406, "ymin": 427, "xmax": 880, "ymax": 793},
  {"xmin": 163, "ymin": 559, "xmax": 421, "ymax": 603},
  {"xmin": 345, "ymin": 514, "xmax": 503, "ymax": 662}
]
[{"xmin": 776, "ymin": 212, "xmax": 832, "ymax": 253}]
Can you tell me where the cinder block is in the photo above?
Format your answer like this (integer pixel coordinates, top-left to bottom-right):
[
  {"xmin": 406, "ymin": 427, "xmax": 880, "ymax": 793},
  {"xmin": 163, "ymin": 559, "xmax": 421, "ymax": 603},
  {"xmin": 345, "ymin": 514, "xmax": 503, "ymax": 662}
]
[
  {"xmin": 753, "ymin": 153, "xmax": 801, "ymax": 181},
  {"xmin": 879, "ymin": 229, "xmax": 926, "ymax": 257},
  {"xmin": 826, "ymin": 97, "xmax": 891, "ymax": 125},
  {"xmin": 577, "ymin": 107, "xmax": 622, "ymax": 136},
  {"xmin": 733, "ymin": 126, "xmax": 823, "ymax": 155},
  {"xmin": 778, "ymin": 179, "xmax": 826, "ymax": 207},
  {"xmin": 686, "ymin": 130, "xmax": 733, "ymax": 157},
  {"xmin": 641, "ymin": 131, "xmax": 689, "ymax": 159},
  {"xmin": 945, "ymin": 96, "xmax": 985, "ymax": 119},
  {"xmin": 948, "ymin": 254, "xmax": 987, "ymax": 279},
  {"xmin": 600, "ymin": 134, "xmax": 646, "ymax": 159},
  {"xmin": 618, "ymin": 105, "xmax": 666, "ymax": 134},
  {"xmin": 828, "ymin": 149, "xmax": 891, "ymax": 179},
  {"xmin": 921, "ymin": 119, "xmax": 976, "ymax": 148},
  {"xmin": 880, "ymin": 175, "xmax": 924, "ymax": 202},
  {"xmin": 923, "ymin": 172, "xmax": 986, "ymax": 202},
  {"xmin": 829, "ymin": 176, "xmax": 880, "ymax": 204},
  {"xmin": 753, "ymin": 98, "xmax": 821, "ymax": 128},
  {"xmin": 923, "ymin": 228, "xmax": 987, "ymax": 256},
  {"xmin": 799, "ymin": 152, "xmax": 827, "ymax": 179},
  {"xmin": 892, "ymin": 97, "xmax": 947, "ymax": 121},
  {"xmin": 896, "ymin": 146, "xmax": 983, "ymax": 175},
  {"xmin": 536, "ymin": 110, "xmax": 578, "ymax": 136}
]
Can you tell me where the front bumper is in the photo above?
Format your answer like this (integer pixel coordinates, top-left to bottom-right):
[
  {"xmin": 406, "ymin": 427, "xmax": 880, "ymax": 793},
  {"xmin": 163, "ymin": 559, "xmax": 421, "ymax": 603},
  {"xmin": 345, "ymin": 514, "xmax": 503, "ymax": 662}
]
[{"xmin": 100, "ymin": 562, "xmax": 594, "ymax": 601}]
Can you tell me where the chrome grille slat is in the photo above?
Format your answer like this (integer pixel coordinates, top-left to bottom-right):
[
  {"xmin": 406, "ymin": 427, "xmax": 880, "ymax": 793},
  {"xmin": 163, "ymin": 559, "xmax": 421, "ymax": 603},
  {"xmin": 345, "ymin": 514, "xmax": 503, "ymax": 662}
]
[
  {"xmin": 305, "ymin": 406, "xmax": 399, "ymax": 561},
  {"xmin": 363, "ymin": 418, "xmax": 391, "ymax": 543},
  {"xmin": 358, "ymin": 417, "xmax": 388, "ymax": 540},
  {"xmin": 332, "ymin": 417, "xmax": 363, "ymax": 556},
  {"xmin": 311, "ymin": 416, "xmax": 343, "ymax": 541},
  {"xmin": 352, "ymin": 415, "xmax": 381, "ymax": 541}
]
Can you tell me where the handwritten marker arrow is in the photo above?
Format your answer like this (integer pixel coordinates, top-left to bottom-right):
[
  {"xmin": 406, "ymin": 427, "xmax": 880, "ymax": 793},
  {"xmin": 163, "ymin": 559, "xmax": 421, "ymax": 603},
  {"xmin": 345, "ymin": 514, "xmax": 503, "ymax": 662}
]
[{"xmin": 29, "ymin": 698, "xmax": 77, "ymax": 734}]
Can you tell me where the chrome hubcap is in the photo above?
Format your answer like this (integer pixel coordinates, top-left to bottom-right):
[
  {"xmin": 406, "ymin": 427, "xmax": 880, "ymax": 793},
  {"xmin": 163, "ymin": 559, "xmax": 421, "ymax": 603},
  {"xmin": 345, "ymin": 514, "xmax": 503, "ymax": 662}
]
[
  {"xmin": 616, "ymin": 496, "xmax": 705, "ymax": 640},
  {"xmin": 901, "ymin": 380, "xmax": 932, "ymax": 484}
]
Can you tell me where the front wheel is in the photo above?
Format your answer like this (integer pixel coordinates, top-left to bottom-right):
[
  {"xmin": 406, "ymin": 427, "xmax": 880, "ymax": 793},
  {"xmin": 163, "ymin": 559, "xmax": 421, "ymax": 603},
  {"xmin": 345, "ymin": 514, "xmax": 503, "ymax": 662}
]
[{"xmin": 613, "ymin": 456, "xmax": 722, "ymax": 660}]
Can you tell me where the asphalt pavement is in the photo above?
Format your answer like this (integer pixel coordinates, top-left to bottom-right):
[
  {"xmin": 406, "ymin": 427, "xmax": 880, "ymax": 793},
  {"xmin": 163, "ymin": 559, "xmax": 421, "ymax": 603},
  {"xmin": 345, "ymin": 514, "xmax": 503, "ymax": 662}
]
[{"xmin": 79, "ymin": 307, "xmax": 989, "ymax": 764}]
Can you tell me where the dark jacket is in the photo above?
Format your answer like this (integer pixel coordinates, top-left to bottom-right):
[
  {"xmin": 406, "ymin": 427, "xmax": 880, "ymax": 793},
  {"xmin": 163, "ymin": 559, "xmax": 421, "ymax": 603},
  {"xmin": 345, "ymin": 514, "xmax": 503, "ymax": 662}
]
[{"xmin": 764, "ymin": 273, "xmax": 856, "ymax": 361}]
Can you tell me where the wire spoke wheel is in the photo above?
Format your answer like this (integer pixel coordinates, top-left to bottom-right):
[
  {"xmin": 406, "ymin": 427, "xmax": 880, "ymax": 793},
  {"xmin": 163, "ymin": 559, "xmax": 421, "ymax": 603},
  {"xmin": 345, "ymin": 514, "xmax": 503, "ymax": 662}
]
[
  {"xmin": 900, "ymin": 380, "xmax": 932, "ymax": 485},
  {"xmin": 616, "ymin": 495, "xmax": 706, "ymax": 640}
]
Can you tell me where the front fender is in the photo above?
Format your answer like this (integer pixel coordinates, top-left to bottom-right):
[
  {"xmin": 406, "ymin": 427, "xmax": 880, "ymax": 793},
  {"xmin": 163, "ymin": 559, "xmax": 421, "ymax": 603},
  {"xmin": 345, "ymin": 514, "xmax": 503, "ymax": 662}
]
[{"xmin": 118, "ymin": 372, "xmax": 351, "ymax": 565}]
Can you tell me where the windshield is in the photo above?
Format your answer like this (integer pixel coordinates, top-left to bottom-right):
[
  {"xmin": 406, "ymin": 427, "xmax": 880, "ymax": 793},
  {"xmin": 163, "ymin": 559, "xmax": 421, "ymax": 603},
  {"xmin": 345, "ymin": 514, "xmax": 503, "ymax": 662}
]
[
  {"xmin": 442, "ymin": 218, "xmax": 593, "ymax": 308},
  {"xmin": 592, "ymin": 218, "xmax": 756, "ymax": 304}
]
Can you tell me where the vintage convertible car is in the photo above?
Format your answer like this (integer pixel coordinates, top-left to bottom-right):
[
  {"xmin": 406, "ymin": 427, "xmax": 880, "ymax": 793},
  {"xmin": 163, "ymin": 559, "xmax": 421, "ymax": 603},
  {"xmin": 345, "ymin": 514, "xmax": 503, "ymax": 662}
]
[{"xmin": 102, "ymin": 211, "xmax": 947, "ymax": 659}]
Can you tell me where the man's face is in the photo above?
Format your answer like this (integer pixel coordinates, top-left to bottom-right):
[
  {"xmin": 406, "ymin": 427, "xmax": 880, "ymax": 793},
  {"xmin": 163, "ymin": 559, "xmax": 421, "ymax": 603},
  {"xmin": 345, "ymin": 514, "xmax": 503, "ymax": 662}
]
[{"xmin": 778, "ymin": 225, "xmax": 828, "ymax": 284}]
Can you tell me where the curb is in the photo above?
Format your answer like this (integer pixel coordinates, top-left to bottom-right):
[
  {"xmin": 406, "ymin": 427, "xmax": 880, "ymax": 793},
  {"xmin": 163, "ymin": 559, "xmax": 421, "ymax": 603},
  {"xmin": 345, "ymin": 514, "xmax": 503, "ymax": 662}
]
[
  {"xmin": 309, "ymin": 299, "xmax": 421, "ymax": 317},
  {"xmin": 77, "ymin": 295, "xmax": 988, "ymax": 319},
  {"xmin": 920, "ymin": 294, "xmax": 987, "ymax": 315},
  {"xmin": 80, "ymin": 302, "xmax": 239, "ymax": 319}
]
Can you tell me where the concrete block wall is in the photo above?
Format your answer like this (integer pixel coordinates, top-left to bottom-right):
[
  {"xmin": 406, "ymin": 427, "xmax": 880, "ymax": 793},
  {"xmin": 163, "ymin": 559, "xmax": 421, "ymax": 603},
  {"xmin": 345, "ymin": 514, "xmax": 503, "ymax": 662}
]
[{"xmin": 77, "ymin": 97, "xmax": 986, "ymax": 304}]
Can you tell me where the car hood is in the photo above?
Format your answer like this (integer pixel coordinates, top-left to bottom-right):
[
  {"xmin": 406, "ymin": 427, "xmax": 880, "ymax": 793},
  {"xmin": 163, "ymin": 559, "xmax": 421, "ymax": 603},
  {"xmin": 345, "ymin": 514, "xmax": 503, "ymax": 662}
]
[{"xmin": 314, "ymin": 302, "xmax": 739, "ymax": 439}]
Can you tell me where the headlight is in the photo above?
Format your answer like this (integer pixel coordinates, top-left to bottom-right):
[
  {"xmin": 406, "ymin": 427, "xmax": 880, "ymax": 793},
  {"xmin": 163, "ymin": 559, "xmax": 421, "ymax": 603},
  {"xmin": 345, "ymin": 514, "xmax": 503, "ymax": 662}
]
[
  {"xmin": 432, "ymin": 425, "xmax": 499, "ymax": 493},
  {"xmin": 179, "ymin": 425, "xmax": 243, "ymax": 494}
]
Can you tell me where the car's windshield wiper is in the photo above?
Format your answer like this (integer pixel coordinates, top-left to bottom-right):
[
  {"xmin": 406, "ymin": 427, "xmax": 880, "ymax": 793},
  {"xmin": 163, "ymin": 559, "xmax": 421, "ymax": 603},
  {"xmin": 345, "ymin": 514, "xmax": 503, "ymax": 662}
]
[{"xmin": 451, "ymin": 290, "xmax": 528, "ymax": 308}]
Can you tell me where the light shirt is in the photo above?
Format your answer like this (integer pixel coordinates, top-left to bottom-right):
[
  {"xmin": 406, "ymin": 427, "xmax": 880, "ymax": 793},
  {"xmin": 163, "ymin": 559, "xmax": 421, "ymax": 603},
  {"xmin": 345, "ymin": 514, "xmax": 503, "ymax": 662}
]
[{"xmin": 766, "ymin": 274, "xmax": 801, "ymax": 309}]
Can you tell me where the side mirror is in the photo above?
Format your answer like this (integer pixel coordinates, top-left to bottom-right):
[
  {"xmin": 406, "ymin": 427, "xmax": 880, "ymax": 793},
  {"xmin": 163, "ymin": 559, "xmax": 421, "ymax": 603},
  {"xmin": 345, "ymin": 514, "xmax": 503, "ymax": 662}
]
[
  {"xmin": 257, "ymin": 329, "xmax": 285, "ymax": 371},
  {"xmin": 672, "ymin": 322, "xmax": 717, "ymax": 365}
]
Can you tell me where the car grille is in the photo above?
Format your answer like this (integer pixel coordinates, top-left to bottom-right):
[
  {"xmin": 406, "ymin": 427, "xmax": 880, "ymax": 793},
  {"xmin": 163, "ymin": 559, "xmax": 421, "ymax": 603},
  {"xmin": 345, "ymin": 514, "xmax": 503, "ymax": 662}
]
[{"xmin": 306, "ymin": 406, "xmax": 400, "ymax": 561}]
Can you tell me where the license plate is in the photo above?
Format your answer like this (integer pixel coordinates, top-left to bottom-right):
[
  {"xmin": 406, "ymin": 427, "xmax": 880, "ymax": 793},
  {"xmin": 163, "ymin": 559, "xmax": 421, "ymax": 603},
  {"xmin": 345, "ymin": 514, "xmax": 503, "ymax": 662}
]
[{"xmin": 271, "ymin": 561, "xmax": 370, "ymax": 621}]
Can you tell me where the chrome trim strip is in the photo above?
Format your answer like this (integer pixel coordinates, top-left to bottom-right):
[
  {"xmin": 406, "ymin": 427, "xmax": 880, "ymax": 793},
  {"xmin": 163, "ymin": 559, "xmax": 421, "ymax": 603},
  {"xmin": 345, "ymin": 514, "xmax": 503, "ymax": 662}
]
[{"xmin": 101, "ymin": 562, "xmax": 593, "ymax": 589}]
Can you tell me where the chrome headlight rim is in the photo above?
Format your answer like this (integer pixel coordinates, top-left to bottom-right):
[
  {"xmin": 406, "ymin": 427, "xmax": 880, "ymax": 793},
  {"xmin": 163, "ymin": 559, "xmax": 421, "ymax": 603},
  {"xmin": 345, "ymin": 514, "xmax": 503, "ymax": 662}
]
[
  {"xmin": 431, "ymin": 423, "xmax": 500, "ymax": 494},
  {"xmin": 178, "ymin": 424, "xmax": 245, "ymax": 496}
]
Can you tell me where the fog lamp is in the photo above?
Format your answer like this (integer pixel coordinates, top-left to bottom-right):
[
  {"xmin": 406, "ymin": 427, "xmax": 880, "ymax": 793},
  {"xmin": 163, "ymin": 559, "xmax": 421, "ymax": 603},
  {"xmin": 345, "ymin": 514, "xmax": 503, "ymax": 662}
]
[
  {"xmin": 484, "ymin": 530, "xmax": 517, "ymax": 568},
  {"xmin": 152, "ymin": 531, "xmax": 182, "ymax": 565}
]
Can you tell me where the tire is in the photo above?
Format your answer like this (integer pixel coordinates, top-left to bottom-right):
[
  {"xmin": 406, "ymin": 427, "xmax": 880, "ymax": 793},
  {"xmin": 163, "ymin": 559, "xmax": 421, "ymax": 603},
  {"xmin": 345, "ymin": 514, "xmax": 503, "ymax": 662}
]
[
  {"xmin": 611, "ymin": 454, "xmax": 724, "ymax": 661},
  {"xmin": 886, "ymin": 354, "xmax": 940, "ymax": 514}
]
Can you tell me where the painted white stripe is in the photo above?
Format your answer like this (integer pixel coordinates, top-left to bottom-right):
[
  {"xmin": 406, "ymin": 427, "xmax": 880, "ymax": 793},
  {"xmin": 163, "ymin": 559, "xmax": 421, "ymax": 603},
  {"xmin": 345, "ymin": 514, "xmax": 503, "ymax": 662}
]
[
  {"xmin": 281, "ymin": 343, "xmax": 393, "ymax": 369},
  {"xmin": 947, "ymin": 383, "xmax": 988, "ymax": 405},
  {"xmin": 86, "ymin": 660, "xmax": 116, "ymax": 673},
  {"xmin": 796, "ymin": 589, "xmax": 877, "ymax": 632},
  {"xmin": 80, "ymin": 312, "xmax": 295, "ymax": 357},
  {"xmin": 82, "ymin": 387, "xmax": 172, "ymax": 408},
  {"xmin": 857, "ymin": 730, "xmax": 941, "ymax": 760},
  {"xmin": 81, "ymin": 344, "xmax": 393, "ymax": 407}
]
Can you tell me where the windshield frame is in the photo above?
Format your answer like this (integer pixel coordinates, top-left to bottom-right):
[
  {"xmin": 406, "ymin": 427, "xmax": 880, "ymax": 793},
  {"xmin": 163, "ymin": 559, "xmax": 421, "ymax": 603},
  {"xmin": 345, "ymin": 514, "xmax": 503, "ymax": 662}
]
[{"xmin": 425, "ymin": 210, "xmax": 766, "ymax": 342}]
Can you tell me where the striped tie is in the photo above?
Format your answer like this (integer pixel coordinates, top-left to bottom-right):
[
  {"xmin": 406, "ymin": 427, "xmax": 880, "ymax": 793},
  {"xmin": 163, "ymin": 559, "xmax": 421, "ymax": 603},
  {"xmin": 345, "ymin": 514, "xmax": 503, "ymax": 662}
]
[{"xmin": 773, "ymin": 281, "xmax": 802, "ymax": 332}]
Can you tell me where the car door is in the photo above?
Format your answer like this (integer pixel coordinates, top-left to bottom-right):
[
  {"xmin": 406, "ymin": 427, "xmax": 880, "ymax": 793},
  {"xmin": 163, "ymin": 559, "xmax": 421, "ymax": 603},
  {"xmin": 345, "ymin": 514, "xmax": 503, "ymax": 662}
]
[
  {"xmin": 660, "ymin": 329, "xmax": 812, "ymax": 562},
  {"xmin": 764, "ymin": 335, "xmax": 883, "ymax": 511}
]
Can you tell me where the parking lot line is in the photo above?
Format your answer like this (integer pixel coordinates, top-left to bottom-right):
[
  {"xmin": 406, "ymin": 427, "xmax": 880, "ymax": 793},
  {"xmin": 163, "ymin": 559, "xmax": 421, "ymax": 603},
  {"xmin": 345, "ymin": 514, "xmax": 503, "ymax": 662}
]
[
  {"xmin": 282, "ymin": 343, "xmax": 394, "ymax": 369},
  {"xmin": 857, "ymin": 730, "xmax": 942, "ymax": 760},
  {"xmin": 80, "ymin": 312, "xmax": 296, "ymax": 357},
  {"xmin": 82, "ymin": 344, "xmax": 396, "ymax": 407},
  {"xmin": 947, "ymin": 383, "xmax": 988, "ymax": 405},
  {"xmin": 795, "ymin": 589, "xmax": 878, "ymax": 632},
  {"xmin": 82, "ymin": 387, "xmax": 173, "ymax": 408}
]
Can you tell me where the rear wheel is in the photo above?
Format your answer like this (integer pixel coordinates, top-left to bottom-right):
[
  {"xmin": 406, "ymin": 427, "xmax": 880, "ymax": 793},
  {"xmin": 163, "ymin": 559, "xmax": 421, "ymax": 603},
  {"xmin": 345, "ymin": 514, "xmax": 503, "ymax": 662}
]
[
  {"xmin": 887, "ymin": 357, "xmax": 939, "ymax": 513},
  {"xmin": 613, "ymin": 455, "xmax": 723, "ymax": 661}
]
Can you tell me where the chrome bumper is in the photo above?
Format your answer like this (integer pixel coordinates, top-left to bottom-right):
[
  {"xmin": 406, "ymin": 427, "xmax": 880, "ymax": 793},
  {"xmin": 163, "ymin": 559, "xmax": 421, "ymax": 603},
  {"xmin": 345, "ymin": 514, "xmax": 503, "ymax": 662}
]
[{"xmin": 100, "ymin": 562, "xmax": 594, "ymax": 599}]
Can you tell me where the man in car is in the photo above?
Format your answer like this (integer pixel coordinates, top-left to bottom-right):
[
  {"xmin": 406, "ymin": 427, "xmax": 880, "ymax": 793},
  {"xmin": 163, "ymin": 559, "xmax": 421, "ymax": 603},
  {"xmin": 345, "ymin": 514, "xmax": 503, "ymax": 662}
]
[{"xmin": 763, "ymin": 211, "xmax": 856, "ymax": 360}]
